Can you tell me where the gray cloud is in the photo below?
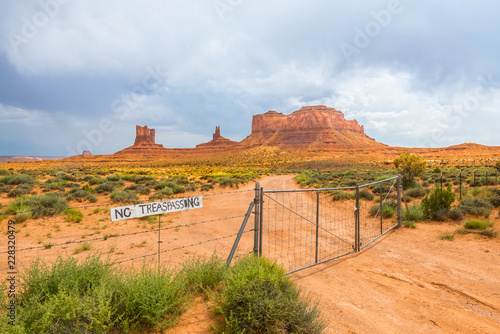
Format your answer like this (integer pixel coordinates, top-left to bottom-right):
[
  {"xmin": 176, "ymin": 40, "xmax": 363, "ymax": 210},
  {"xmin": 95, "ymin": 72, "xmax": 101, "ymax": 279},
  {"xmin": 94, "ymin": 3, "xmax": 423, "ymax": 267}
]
[{"xmin": 0, "ymin": 0, "xmax": 499, "ymax": 156}]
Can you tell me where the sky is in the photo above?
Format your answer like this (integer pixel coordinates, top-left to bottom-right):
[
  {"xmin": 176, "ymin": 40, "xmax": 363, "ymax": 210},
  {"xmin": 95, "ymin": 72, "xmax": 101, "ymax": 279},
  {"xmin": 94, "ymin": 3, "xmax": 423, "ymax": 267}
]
[{"xmin": 0, "ymin": 0, "xmax": 499, "ymax": 156}]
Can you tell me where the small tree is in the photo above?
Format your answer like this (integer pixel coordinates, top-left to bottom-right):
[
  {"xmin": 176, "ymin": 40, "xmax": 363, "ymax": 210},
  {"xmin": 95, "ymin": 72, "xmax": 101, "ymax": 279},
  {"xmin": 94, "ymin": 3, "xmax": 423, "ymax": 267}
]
[
  {"xmin": 393, "ymin": 152, "xmax": 427, "ymax": 188},
  {"xmin": 421, "ymin": 184, "xmax": 455, "ymax": 220}
]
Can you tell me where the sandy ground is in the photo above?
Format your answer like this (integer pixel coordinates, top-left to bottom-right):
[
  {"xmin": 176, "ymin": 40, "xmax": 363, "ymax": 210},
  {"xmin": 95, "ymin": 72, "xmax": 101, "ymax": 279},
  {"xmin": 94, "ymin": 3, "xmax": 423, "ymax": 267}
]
[{"xmin": 2, "ymin": 175, "xmax": 499, "ymax": 333}]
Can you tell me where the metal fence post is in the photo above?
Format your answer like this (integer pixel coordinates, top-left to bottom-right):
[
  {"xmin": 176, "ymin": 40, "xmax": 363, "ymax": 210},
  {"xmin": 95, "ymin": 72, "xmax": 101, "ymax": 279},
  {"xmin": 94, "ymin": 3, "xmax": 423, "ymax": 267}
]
[
  {"xmin": 315, "ymin": 190, "xmax": 320, "ymax": 263},
  {"xmin": 397, "ymin": 175, "xmax": 402, "ymax": 227},
  {"xmin": 380, "ymin": 183, "xmax": 383, "ymax": 234},
  {"xmin": 355, "ymin": 186, "xmax": 360, "ymax": 252},
  {"xmin": 253, "ymin": 182, "xmax": 261, "ymax": 255},
  {"xmin": 259, "ymin": 186, "xmax": 263, "ymax": 256}
]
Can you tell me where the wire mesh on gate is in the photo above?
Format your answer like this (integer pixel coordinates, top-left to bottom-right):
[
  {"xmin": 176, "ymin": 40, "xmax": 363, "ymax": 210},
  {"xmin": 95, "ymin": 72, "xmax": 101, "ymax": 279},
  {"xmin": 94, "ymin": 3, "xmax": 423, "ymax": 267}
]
[
  {"xmin": 259, "ymin": 176, "xmax": 401, "ymax": 274},
  {"xmin": 262, "ymin": 189, "xmax": 356, "ymax": 274},
  {"xmin": 358, "ymin": 177, "xmax": 400, "ymax": 250}
]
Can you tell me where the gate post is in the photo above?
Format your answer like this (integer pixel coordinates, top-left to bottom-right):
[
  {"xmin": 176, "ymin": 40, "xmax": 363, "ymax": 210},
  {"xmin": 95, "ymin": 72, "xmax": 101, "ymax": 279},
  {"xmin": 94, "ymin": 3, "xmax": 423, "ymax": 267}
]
[
  {"xmin": 253, "ymin": 182, "xmax": 261, "ymax": 255},
  {"xmin": 315, "ymin": 191, "xmax": 320, "ymax": 263},
  {"xmin": 397, "ymin": 175, "xmax": 402, "ymax": 227},
  {"xmin": 355, "ymin": 186, "xmax": 360, "ymax": 252}
]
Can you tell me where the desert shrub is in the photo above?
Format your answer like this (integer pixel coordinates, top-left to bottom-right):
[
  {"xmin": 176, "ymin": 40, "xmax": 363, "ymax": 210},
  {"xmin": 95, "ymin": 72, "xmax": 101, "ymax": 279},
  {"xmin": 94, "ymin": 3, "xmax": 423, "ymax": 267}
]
[
  {"xmin": 7, "ymin": 254, "xmax": 187, "ymax": 333},
  {"xmin": 421, "ymin": 185, "xmax": 455, "ymax": 220},
  {"xmin": 448, "ymin": 208, "xmax": 465, "ymax": 221},
  {"xmin": 440, "ymin": 233, "xmax": 454, "ymax": 241},
  {"xmin": 393, "ymin": 152, "xmax": 427, "ymax": 188},
  {"xmin": 463, "ymin": 219, "xmax": 491, "ymax": 230},
  {"xmin": 488, "ymin": 197, "xmax": 500, "ymax": 207},
  {"xmin": 55, "ymin": 172, "xmax": 77, "ymax": 182},
  {"xmin": 180, "ymin": 254, "xmax": 226, "ymax": 293},
  {"xmin": 216, "ymin": 176, "xmax": 239, "ymax": 188},
  {"xmin": 95, "ymin": 183, "xmax": 115, "ymax": 194},
  {"xmin": 369, "ymin": 201, "xmax": 397, "ymax": 218},
  {"xmin": 6, "ymin": 193, "xmax": 67, "ymax": 218},
  {"xmin": 402, "ymin": 203, "xmax": 425, "ymax": 222},
  {"xmin": 149, "ymin": 187, "xmax": 174, "ymax": 201},
  {"xmin": 172, "ymin": 184, "xmax": 186, "ymax": 194},
  {"xmin": 0, "ymin": 185, "xmax": 13, "ymax": 193},
  {"xmin": 405, "ymin": 187, "xmax": 429, "ymax": 199},
  {"xmin": 359, "ymin": 188, "xmax": 374, "ymax": 200},
  {"xmin": 458, "ymin": 198, "xmax": 493, "ymax": 218},
  {"xmin": 331, "ymin": 190, "xmax": 353, "ymax": 201},
  {"xmin": 371, "ymin": 184, "xmax": 391, "ymax": 194},
  {"xmin": 125, "ymin": 184, "xmax": 151, "ymax": 195},
  {"xmin": 0, "ymin": 174, "xmax": 35, "ymax": 185},
  {"xmin": 109, "ymin": 264, "xmax": 187, "ymax": 331},
  {"xmin": 433, "ymin": 208, "xmax": 450, "ymax": 221},
  {"xmin": 200, "ymin": 183, "xmax": 214, "ymax": 191},
  {"xmin": 135, "ymin": 176, "xmax": 156, "ymax": 184},
  {"xmin": 64, "ymin": 208, "xmax": 83, "ymax": 223},
  {"xmin": 0, "ymin": 168, "xmax": 11, "ymax": 176},
  {"xmin": 89, "ymin": 176, "xmax": 105, "ymax": 185},
  {"xmin": 110, "ymin": 190, "xmax": 138, "ymax": 203},
  {"xmin": 7, "ymin": 184, "xmax": 33, "ymax": 197},
  {"xmin": 66, "ymin": 187, "xmax": 97, "ymax": 203},
  {"xmin": 106, "ymin": 174, "xmax": 122, "ymax": 182},
  {"xmin": 215, "ymin": 255, "xmax": 325, "ymax": 334}
]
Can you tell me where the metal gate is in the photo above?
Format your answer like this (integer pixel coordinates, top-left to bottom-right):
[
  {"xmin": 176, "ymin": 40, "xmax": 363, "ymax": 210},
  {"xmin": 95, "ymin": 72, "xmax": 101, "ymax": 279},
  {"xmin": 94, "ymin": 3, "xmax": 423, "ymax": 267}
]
[{"xmin": 256, "ymin": 176, "xmax": 402, "ymax": 274}]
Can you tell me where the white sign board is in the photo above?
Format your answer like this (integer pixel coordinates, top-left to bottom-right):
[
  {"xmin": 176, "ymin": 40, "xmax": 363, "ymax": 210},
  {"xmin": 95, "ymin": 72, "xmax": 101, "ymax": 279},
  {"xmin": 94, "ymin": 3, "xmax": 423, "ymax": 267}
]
[{"xmin": 110, "ymin": 196, "xmax": 203, "ymax": 222}]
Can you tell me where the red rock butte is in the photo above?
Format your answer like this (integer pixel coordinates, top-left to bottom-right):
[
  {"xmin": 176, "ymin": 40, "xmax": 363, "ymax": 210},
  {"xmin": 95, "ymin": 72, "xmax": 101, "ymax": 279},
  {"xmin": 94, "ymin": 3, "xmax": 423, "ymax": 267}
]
[{"xmin": 240, "ymin": 106, "xmax": 382, "ymax": 148}]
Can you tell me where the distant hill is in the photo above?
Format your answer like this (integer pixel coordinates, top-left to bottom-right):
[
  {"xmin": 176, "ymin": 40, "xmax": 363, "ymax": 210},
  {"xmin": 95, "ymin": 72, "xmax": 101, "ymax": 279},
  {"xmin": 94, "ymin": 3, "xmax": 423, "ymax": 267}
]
[{"xmin": 0, "ymin": 156, "xmax": 64, "ymax": 163}]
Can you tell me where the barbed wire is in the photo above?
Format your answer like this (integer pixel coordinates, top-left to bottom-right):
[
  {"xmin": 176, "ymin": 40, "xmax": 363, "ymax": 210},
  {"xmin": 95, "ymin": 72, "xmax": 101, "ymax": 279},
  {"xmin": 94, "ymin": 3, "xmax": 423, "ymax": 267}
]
[
  {"xmin": 0, "ymin": 214, "xmax": 247, "ymax": 254},
  {"xmin": 3, "ymin": 230, "xmax": 254, "ymax": 292}
]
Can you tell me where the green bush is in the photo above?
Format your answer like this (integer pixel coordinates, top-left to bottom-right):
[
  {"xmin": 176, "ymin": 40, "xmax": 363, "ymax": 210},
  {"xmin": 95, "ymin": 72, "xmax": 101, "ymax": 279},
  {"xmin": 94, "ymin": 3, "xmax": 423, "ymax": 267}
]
[
  {"xmin": 64, "ymin": 208, "xmax": 83, "ymax": 223},
  {"xmin": 421, "ymin": 185, "xmax": 455, "ymax": 220},
  {"xmin": 331, "ymin": 190, "xmax": 353, "ymax": 201},
  {"xmin": 369, "ymin": 200, "xmax": 397, "ymax": 218},
  {"xmin": 66, "ymin": 187, "xmax": 97, "ymax": 203},
  {"xmin": 4, "ymin": 254, "xmax": 187, "ymax": 333},
  {"xmin": 0, "ymin": 174, "xmax": 35, "ymax": 185},
  {"xmin": 359, "ymin": 188, "xmax": 374, "ymax": 200},
  {"xmin": 0, "ymin": 168, "xmax": 11, "ymax": 176},
  {"xmin": 6, "ymin": 193, "xmax": 67, "ymax": 219},
  {"xmin": 448, "ymin": 208, "xmax": 465, "ymax": 222},
  {"xmin": 7, "ymin": 184, "xmax": 34, "ymax": 197},
  {"xmin": 215, "ymin": 255, "xmax": 325, "ymax": 333},
  {"xmin": 125, "ymin": 184, "xmax": 151, "ymax": 195},
  {"xmin": 405, "ymin": 187, "xmax": 429, "ymax": 199},
  {"xmin": 402, "ymin": 203, "xmax": 425, "ymax": 222},
  {"xmin": 180, "ymin": 254, "xmax": 226, "ymax": 293},
  {"xmin": 458, "ymin": 198, "xmax": 493, "ymax": 218},
  {"xmin": 463, "ymin": 219, "xmax": 492, "ymax": 230},
  {"xmin": 95, "ymin": 183, "xmax": 115, "ymax": 194},
  {"xmin": 110, "ymin": 190, "xmax": 138, "ymax": 203}
]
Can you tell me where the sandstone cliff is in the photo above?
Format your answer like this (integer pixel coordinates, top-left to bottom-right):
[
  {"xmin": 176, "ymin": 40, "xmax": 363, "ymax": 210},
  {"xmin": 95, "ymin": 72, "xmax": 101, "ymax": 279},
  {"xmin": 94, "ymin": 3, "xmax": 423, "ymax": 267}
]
[{"xmin": 241, "ymin": 105, "xmax": 381, "ymax": 148}]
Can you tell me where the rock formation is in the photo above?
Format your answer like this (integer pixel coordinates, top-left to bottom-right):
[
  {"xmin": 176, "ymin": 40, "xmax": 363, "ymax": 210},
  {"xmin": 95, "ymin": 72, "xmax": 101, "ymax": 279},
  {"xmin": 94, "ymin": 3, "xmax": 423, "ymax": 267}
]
[
  {"xmin": 196, "ymin": 126, "xmax": 238, "ymax": 150},
  {"xmin": 114, "ymin": 125, "xmax": 166, "ymax": 155},
  {"xmin": 134, "ymin": 125, "xmax": 156, "ymax": 145},
  {"xmin": 241, "ymin": 105, "xmax": 381, "ymax": 148}
]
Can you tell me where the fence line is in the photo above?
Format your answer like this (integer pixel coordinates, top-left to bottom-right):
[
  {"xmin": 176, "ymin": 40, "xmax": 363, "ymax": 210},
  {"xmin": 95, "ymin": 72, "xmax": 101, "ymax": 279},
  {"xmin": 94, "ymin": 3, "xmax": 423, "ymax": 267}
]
[{"xmin": 1, "ymin": 214, "xmax": 246, "ymax": 254}]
